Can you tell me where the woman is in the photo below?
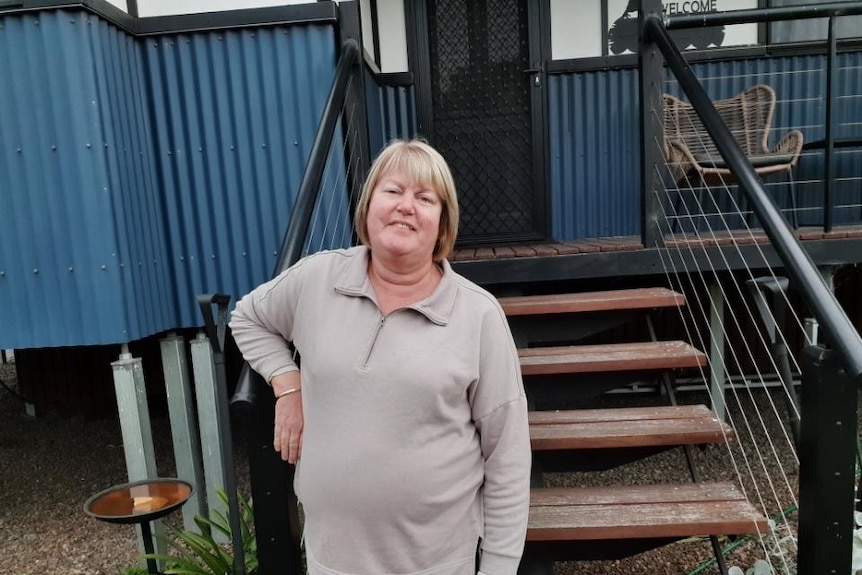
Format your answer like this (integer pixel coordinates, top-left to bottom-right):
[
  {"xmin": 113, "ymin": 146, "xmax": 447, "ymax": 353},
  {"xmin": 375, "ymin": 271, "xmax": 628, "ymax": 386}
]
[{"xmin": 229, "ymin": 139, "xmax": 531, "ymax": 575}]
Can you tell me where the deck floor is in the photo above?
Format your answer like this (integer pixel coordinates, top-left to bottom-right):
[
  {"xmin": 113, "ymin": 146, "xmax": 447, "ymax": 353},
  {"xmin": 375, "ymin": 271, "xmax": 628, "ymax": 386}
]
[{"xmin": 450, "ymin": 224, "xmax": 862, "ymax": 262}]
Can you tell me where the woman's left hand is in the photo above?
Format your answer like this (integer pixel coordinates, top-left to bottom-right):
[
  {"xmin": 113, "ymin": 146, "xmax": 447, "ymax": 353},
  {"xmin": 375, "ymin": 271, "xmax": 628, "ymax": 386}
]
[{"xmin": 271, "ymin": 371, "xmax": 304, "ymax": 464}]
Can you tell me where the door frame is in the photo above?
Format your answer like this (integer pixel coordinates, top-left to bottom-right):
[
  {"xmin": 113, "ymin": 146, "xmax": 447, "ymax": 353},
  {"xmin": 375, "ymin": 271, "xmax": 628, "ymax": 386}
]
[{"xmin": 405, "ymin": 0, "xmax": 551, "ymax": 243}]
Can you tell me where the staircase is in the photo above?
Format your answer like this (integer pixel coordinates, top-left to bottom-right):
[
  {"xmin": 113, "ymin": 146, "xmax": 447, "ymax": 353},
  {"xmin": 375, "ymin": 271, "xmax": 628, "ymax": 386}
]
[{"xmin": 497, "ymin": 288, "xmax": 770, "ymax": 574}]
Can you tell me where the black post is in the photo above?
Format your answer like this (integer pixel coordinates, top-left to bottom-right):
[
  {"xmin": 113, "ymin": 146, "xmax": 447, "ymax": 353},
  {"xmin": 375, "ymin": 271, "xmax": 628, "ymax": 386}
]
[
  {"xmin": 339, "ymin": 1, "xmax": 371, "ymax": 217},
  {"xmin": 797, "ymin": 344, "xmax": 857, "ymax": 575},
  {"xmin": 235, "ymin": 365, "xmax": 303, "ymax": 575},
  {"xmin": 639, "ymin": 0, "xmax": 666, "ymax": 249},
  {"xmin": 824, "ymin": 16, "xmax": 836, "ymax": 233},
  {"xmin": 198, "ymin": 294, "xmax": 246, "ymax": 575},
  {"xmin": 139, "ymin": 520, "xmax": 159, "ymax": 575}
]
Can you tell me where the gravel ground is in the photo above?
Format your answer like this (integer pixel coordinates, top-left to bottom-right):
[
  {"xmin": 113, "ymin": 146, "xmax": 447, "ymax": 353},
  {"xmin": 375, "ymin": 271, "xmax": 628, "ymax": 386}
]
[{"xmin": 0, "ymin": 360, "xmax": 810, "ymax": 575}]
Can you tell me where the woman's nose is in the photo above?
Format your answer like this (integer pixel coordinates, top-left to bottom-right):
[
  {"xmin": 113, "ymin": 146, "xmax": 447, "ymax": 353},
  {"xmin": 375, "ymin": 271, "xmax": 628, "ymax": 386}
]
[{"xmin": 396, "ymin": 193, "xmax": 415, "ymax": 213}]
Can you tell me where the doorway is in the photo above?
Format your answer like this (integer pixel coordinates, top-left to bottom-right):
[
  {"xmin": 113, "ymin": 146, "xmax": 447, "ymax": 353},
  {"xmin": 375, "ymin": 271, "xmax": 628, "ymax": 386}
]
[{"xmin": 411, "ymin": 0, "xmax": 548, "ymax": 244}]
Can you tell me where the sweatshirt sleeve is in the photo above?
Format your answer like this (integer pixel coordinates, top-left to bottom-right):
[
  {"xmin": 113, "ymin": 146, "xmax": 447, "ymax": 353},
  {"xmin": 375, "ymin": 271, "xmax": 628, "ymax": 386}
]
[
  {"xmin": 470, "ymin": 304, "xmax": 532, "ymax": 575},
  {"xmin": 228, "ymin": 263, "xmax": 305, "ymax": 384}
]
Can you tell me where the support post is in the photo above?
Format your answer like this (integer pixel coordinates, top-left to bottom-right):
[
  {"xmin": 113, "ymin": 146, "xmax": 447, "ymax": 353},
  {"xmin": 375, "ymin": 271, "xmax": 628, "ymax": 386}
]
[
  {"xmin": 195, "ymin": 293, "xmax": 246, "ymax": 575},
  {"xmin": 639, "ymin": 0, "xmax": 667, "ymax": 249},
  {"xmin": 797, "ymin": 344, "xmax": 857, "ymax": 575},
  {"xmin": 160, "ymin": 332, "xmax": 207, "ymax": 531},
  {"xmin": 111, "ymin": 345, "xmax": 166, "ymax": 562},
  {"xmin": 235, "ymin": 364, "xmax": 302, "ymax": 575},
  {"xmin": 707, "ymin": 280, "xmax": 727, "ymax": 421},
  {"xmin": 190, "ymin": 333, "xmax": 229, "ymax": 543},
  {"xmin": 746, "ymin": 277, "xmax": 800, "ymax": 445}
]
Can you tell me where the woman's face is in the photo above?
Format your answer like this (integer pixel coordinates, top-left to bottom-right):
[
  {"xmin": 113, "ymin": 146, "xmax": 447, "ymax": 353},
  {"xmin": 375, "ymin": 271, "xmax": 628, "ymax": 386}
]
[{"xmin": 366, "ymin": 171, "xmax": 443, "ymax": 264}]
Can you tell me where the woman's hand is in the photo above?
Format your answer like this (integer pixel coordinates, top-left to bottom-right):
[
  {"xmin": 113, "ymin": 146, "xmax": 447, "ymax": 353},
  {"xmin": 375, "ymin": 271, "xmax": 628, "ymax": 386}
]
[{"xmin": 271, "ymin": 371, "xmax": 304, "ymax": 464}]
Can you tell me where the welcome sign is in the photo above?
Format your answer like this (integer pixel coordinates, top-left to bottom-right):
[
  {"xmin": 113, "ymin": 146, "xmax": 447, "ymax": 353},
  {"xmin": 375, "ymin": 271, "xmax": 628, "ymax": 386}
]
[{"xmin": 607, "ymin": 0, "xmax": 758, "ymax": 55}]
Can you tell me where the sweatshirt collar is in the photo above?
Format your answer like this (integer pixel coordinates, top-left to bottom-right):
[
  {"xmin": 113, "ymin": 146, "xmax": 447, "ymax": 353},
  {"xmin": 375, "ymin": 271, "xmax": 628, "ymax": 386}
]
[{"xmin": 334, "ymin": 245, "xmax": 457, "ymax": 325}]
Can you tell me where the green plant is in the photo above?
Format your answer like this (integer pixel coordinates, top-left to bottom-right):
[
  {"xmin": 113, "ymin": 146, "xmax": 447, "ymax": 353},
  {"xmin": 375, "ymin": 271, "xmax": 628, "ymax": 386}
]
[
  {"xmin": 853, "ymin": 510, "xmax": 862, "ymax": 574},
  {"xmin": 117, "ymin": 566, "xmax": 149, "ymax": 575},
  {"xmin": 144, "ymin": 489, "xmax": 257, "ymax": 575}
]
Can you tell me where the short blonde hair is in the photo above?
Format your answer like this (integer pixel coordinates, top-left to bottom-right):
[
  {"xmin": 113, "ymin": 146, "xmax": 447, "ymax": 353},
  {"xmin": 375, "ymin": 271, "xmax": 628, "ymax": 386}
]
[{"xmin": 354, "ymin": 139, "xmax": 459, "ymax": 263}]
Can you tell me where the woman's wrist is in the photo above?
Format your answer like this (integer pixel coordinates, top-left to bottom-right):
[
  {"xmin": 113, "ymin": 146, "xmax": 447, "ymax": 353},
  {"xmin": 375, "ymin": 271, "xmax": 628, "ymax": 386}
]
[
  {"xmin": 275, "ymin": 386, "xmax": 301, "ymax": 401},
  {"xmin": 270, "ymin": 371, "xmax": 301, "ymax": 398}
]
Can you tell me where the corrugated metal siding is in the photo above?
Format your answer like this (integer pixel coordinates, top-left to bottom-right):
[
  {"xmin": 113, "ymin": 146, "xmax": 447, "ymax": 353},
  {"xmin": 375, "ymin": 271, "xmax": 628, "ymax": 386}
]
[
  {"xmin": 0, "ymin": 10, "xmax": 170, "ymax": 348},
  {"xmin": 365, "ymin": 68, "xmax": 417, "ymax": 157},
  {"xmin": 94, "ymin": 15, "xmax": 176, "ymax": 344},
  {"xmin": 143, "ymin": 24, "xmax": 336, "ymax": 328},
  {"xmin": 0, "ymin": 9, "xmax": 338, "ymax": 348},
  {"xmin": 549, "ymin": 52, "xmax": 862, "ymax": 240},
  {"xmin": 549, "ymin": 69, "xmax": 641, "ymax": 240}
]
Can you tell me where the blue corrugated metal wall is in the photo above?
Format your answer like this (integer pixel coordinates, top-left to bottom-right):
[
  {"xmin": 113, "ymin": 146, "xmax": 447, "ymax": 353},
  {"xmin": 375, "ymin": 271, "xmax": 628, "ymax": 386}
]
[
  {"xmin": 364, "ymin": 67, "xmax": 417, "ymax": 157},
  {"xmin": 549, "ymin": 69, "xmax": 641, "ymax": 240},
  {"xmin": 548, "ymin": 52, "xmax": 862, "ymax": 240},
  {"xmin": 0, "ymin": 10, "xmax": 171, "ymax": 348},
  {"xmin": 144, "ymin": 24, "xmax": 336, "ymax": 328},
  {"xmin": 2, "ymin": 5, "xmax": 859, "ymax": 349},
  {"xmin": 0, "ymin": 8, "xmax": 337, "ymax": 348}
]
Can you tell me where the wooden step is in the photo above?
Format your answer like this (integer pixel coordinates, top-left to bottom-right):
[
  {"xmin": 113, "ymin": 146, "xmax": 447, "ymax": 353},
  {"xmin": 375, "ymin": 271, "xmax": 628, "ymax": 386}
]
[
  {"xmin": 499, "ymin": 287, "xmax": 685, "ymax": 317},
  {"xmin": 529, "ymin": 405, "xmax": 733, "ymax": 451},
  {"xmin": 519, "ymin": 341, "xmax": 707, "ymax": 377},
  {"xmin": 527, "ymin": 481, "xmax": 768, "ymax": 542}
]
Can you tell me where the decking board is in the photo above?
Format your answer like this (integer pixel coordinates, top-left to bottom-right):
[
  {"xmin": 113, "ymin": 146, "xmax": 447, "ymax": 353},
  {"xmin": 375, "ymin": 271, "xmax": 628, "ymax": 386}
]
[
  {"xmin": 519, "ymin": 341, "xmax": 707, "ymax": 376},
  {"xmin": 499, "ymin": 287, "xmax": 685, "ymax": 316}
]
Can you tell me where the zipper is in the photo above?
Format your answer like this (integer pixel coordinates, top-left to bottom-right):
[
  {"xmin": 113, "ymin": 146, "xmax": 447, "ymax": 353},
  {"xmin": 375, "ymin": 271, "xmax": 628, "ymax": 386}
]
[{"xmin": 362, "ymin": 316, "xmax": 386, "ymax": 368}]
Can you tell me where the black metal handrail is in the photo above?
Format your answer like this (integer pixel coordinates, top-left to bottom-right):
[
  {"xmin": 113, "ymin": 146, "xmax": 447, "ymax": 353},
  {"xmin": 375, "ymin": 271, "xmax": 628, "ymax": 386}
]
[
  {"xmin": 275, "ymin": 38, "xmax": 360, "ymax": 274},
  {"xmin": 643, "ymin": 13, "xmax": 862, "ymax": 382}
]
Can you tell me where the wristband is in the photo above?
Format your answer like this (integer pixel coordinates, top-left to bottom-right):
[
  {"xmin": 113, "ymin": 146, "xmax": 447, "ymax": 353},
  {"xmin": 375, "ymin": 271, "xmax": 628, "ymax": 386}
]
[{"xmin": 275, "ymin": 386, "xmax": 301, "ymax": 401}]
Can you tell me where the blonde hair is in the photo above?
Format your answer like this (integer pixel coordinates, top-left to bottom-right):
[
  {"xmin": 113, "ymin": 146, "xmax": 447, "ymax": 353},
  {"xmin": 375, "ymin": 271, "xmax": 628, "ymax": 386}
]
[{"xmin": 354, "ymin": 139, "xmax": 459, "ymax": 263}]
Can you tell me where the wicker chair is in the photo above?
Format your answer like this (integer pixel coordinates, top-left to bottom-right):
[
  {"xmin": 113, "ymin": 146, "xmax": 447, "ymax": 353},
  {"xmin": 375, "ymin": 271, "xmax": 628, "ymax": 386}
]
[{"xmin": 663, "ymin": 84, "xmax": 804, "ymax": 229}]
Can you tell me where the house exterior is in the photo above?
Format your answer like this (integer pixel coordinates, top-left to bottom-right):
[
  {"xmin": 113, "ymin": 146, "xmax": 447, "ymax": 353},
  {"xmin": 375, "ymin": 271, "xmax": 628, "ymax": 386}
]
[
  {"xmin": 2, "ymin": 0, "xmax": 861, "ymax": 351},
  {"xmin": 3, "ymin": 2, "xmax": 862, "ymax": 573},
  {"xmin": 1, "ymin": 0, "xmax": 861, "ymax": 396}
]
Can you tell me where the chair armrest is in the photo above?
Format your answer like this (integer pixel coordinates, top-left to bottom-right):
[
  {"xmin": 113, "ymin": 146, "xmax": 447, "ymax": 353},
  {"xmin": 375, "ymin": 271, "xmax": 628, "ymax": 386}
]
[
  {"xmin": 772, "ymin": 130, "xmax": 804, "ymax": 165},
  {"xmin": 664, "ymin": 140, "xmax": 700, "ymax": 183}
]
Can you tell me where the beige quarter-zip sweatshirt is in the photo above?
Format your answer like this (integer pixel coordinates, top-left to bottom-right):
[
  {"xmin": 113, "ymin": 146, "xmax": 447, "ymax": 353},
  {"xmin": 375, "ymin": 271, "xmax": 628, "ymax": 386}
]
[{"xmin": 229, "ymin": 246, "xmax": 531, "ymax": 575}]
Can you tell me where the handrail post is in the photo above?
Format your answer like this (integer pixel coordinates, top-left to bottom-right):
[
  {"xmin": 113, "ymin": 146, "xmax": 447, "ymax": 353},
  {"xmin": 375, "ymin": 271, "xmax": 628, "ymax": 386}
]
[
  {"xmin": 338, "ymin": 0, "xmax": 371, "ymax": 224},
  {"xmin": 797, "ymin": 344, "xmax": 857, "ymax": 575},
  {"xmin": 639, "ymin": 0, "xmax": 666, "ymax": 249},
  {"xmin": 824, "ymin": 16, "xmax": 836, "ymax": 233}
]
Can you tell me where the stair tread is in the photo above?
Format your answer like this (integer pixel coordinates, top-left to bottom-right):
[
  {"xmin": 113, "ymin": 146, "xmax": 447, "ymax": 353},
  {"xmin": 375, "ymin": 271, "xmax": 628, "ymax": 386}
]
[
  {"xmin": 519, "ymin": 340, "xmax": 707, "ymax": 376},
  {"xmin": 499, "ymin": 287, "xmax": 685, "ymax": 316},
  {"xmin": 529, "ymin": 405, "xmax": 733, "ymax": 450},
  {"xmin": 528, "ymin": 482, "xmax": 768, "ymax": 541}
]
